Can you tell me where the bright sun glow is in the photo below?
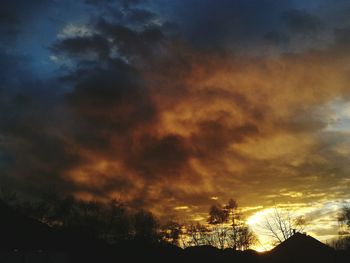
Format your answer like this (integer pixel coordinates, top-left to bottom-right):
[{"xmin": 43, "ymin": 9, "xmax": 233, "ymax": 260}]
[
  {"xmin": 245, "ymin": 200, "xmax": 347, "ymax": 251},
  {"xmin": 247, "ymin": 208, "xmax": 276, "ymax": 251}
]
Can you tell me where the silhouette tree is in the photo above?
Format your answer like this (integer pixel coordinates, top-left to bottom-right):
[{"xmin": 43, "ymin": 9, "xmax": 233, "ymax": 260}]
[
  {"xmin": 224, "ymin": 199, "xmax": 256, "ymax": 250},
  {"xmin": 2, "ymin": 192, "xmax": 258, "ymax": 250},
  {"xmin": 229, "ymin": 224, "xmax": 257, "ymax": 250},
  {"xmin": 104, "ymin": 199, "xmax": 131, "ymax": 242},
  {"xmin": 334, "ymin": 205, "xmax": 350, "ymax": 249},
  {"xmin": 133, "ymin": 210, "xmax": 159, "ymax": 242},
  {"xmin": 207, "ymin": 199, "xmax": 256, "ymax": 250},
  {"xmin": 208, "ymin": 204, "xmax": 230, "ymax": 224},
  {"xmin": 339, "ymin": 206, "xmax": 350, "ymax": 230},
  {"xmin": 186, "ymin": 222, "xmax": 213, "ymax": 247},
  {"xmin": 208, "ymin": 203, "xmax": 230, "ymax": 249},
  {"xmin": 161, "ymin": 221, "xmax": 183, "ymax": 245},
  {"xmin": 3, "ymin": 193, "xmax": 135, "ymax": 243},
  {"xmin": 262, "ymin": 207, "xmax": 306, "ymax": 244}
]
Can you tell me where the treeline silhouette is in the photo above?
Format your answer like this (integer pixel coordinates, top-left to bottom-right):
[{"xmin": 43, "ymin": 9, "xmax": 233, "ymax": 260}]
[
  {"xmin": 2, "ymin": 192, "xmax": 160, "ymax": 244},
  {"xmin": 1, "ymin": 191, "xmax": 256, "ymax": 250},
  {"xmin": 333, "ymin": 206, "xmax": 350, "ymax": 250},
  {"xmin": 1, "ymin": 190, "xmax": 350, "ymax": 263}
]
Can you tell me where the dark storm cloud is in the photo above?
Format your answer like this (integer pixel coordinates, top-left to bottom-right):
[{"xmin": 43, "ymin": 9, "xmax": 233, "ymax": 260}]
[
  {"xmin": 263, "ymin": 31, "xmax": 290, "ymax": 46},
  {"xmin": 64, "ymin": 63, "xmax": 156, "ymax": 141},
  {"xmin": 48, "ymin": 17, "xmax": 350, "ymax": 211},
  {"xmin": 154, "ymin": 0, "xmax": 292, "ymax": 50},
  {"xmin": 51, "ymin": 16, "xmax": 164, "ymax": 62},
  {"xmin": 282, "ymin": 9, "xmax": 322, "ymax": 34},
  {"xmin": 2, "ymin": 0, "xmax": 350, "ymax": 225},
  {"xmin": 0, "ymin": 1, "xmax": 24, "ymax": 37},
  {"xmin": 0, "ymin": 0, "xmax": 51, "ymax": 39},
  {"xmin": 85, "ymin": 0, "xmax": 113, "ymax": 5},
  {"xmin": 0, "ymin": 51, "xmax": 27, "ymax": 88},
  {"xmin": 0, "ymin": 6, "xmax": 18, "ymax": 28},
  {"xmin": 152, "ymin": 0, "xmax": 350, "ymax": 53},
  {"xmin": 51, "ymin": 35, "xmax": 111, "ymax": 59},
  {"xmin": 0, "ymin": 0, "xmax": 81, "ymax": 195},
  {"xmin": 333, "ymin": 27, "xmax": 350, "ymax": 47},
  {"xmin": 124, "ymin": 8, "xmax": 156, "ymax": 23},
  {"xmin": 44, "ymin": 7, "xmax": 191, "ymax": 198},
  {"xmin": 191, "ymin": 121, "xmax": 259, "ymax": 155},
  {"xmin": 126, "ymin": 134, "xmax": 191, "ymax": 180},
  {"xmin": 84, "ymin": 0, "xmax": 156, "ymax": 27},
  {"xmin": 96, "ymin": 18, "xmax": 164, "ymax": 59},
  {"xmin": 0, "ymin": 80, "xmax": 82, "ymax": 197},
  {"xmin": 120, "ymin": 0, "xmax": 149, "ymax": 9}
]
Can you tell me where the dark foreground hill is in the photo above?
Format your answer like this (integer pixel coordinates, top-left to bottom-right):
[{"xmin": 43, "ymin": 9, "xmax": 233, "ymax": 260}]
[{"xmin": 1, "ymin": 201, "xmax": 350, "ymax": 263}]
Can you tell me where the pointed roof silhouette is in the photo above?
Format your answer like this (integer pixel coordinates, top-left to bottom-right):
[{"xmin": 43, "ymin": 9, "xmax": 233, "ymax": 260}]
[
  {"xmin": 269, "ymin": 232, "xmax": 334, "ymax": 263},
  {"xmin": 271, "ymin": 232, "xmax": 333, "ymax": 253}
]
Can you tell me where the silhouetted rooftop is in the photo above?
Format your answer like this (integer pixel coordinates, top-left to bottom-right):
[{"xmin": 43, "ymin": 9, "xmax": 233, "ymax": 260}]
[
  {"xmin": 271, "ymin": 232, "xmax": 333, "ymax": 254},
  {"xmin": 268, "ymin": 232, "xmax": 335, "ymax": 263}
]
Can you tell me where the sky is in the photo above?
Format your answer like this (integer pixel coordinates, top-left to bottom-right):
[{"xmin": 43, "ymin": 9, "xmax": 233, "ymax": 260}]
[{"xmin": 1, "ymin": 0, "xmax": 350, "ymax": 249}]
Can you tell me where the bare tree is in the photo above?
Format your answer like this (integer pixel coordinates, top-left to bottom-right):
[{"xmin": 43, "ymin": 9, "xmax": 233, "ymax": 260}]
[
  {"xmin": 262, "ymin": 207, "xmax": 306, "ymax": 244},
  {"xmin": 339, "ymin": 206, "xmax": 350, "ymax": 232},
  {"xmin": 328, "ymin": 237, "xmax": 350, "ymax": 250},
  {"xmin": 333, "ymin": 205, "xmax": 350, "ymax": 250},
  {"xmin": 186, "ymin": 222, "xmax": 213, "ymax": 247},
  {"xmin": 208, "ymin": 204, "xmax": 230, "ymax": 249},
  {"xmin": 225, "ymin": 199, "xmax": 256, "ymax": 250},
  {"xmin": 207, "ymin": 199, "xmax": 257, "ymax": 250},
  {"xmin": 161, "ymin": 221, "xmax": 183, "ymax": 245},
  {"xmin": 133, "ymin": 210, "xmax": 159, "ymax": 242},
  {"xmin": 230, "ymin": 224, "xmax": 257, "ymax": 250},
  {"xmin": 105, "ymin": 199, "xmax": 131, "ymax": 242},
  {"xmin": 210, "ymin": 225, "xmax": 229, "ymax": 249}
]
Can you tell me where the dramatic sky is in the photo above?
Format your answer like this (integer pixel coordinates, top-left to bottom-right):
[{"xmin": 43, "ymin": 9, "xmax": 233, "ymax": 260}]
[{"xmin": 1, "ymin": 0, "xmax": 350, "ymax": 249}]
